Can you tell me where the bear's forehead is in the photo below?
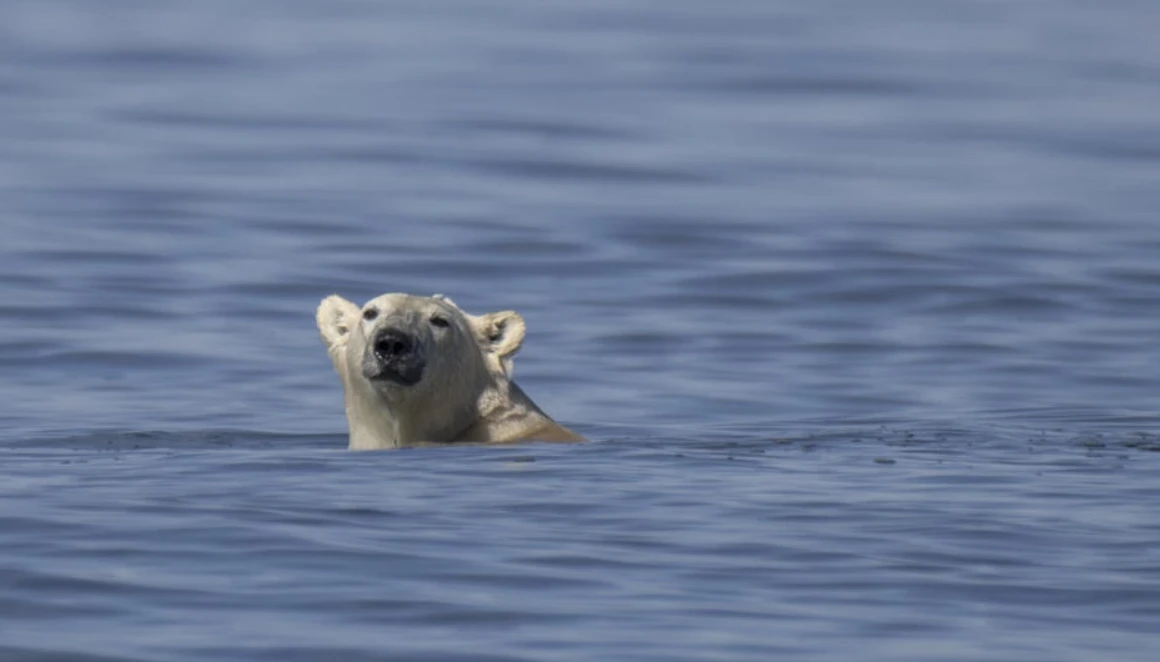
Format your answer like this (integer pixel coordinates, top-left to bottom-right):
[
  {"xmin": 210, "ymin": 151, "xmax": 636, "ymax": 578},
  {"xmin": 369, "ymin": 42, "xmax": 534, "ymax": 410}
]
[{"xmin": 363, "ymin": 293, "xmax": 463, "ymax": 316}]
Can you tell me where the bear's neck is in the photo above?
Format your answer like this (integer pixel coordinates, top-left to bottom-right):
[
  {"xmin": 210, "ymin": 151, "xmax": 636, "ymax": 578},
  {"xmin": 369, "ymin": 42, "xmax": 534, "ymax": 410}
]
[
  {"xmin": 343, "ymin": 379, "xmax": 566, "ymax": 449},
  {"xmin": 344, "ymin": 384, "xmax": 471, "ymax": 450},
  {"xmin": 451, "ymin": 382, "xmax": 577, "ymax": 444}
]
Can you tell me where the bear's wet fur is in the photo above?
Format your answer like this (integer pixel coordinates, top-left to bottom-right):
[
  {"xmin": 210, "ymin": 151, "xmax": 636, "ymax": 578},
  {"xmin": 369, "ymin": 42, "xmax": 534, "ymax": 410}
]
[{"xmin": 317, "ymin": 292, "xmax": 583, "ymax": 449}]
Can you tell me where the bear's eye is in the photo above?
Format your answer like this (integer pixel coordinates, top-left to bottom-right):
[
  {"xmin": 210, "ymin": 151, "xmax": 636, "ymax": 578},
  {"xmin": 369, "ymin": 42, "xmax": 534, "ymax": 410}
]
[
  {"xmin": 429, "ymin": 315, "xmax": 450, "ymax": 329},
  {"xmin": 362, "ymin": 308, "xmax": 378, "ymax": 322}
]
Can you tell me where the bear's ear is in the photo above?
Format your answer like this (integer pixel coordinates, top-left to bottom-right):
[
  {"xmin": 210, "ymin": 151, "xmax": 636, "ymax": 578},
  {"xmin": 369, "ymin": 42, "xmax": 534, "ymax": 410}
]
[
  {"xmin": 475, "ymin": 310, "xmax": 526, "ymax": 360},
  {"xmin": 316, "ymin": 295, "xmax": 360, "ymax": 352}
]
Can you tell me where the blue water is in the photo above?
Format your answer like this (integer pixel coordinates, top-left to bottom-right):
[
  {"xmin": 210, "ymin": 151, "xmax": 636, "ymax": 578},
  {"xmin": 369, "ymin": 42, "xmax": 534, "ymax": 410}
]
[{"xmin": 3, "ymin": 0, "xmax": 1160, "ymax": 660}]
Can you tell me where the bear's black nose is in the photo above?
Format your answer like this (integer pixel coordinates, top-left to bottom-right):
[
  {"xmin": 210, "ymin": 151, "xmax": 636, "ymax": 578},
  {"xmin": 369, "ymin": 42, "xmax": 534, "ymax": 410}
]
[{"xmin": 373, "ymin": 329, "xmax": 414, "ymax": 360}]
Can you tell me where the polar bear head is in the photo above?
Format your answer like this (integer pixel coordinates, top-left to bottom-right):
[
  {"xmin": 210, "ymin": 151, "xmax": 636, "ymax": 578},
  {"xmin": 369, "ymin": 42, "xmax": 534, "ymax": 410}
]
[{"xmin": 316, "ymin": 292, "xmax": 526, "ymax": 448}]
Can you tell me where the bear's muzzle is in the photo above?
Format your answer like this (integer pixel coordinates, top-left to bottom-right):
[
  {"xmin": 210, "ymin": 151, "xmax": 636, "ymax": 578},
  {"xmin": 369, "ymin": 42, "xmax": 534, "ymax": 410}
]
[{"xmin": 364, "ymin": 328, "xmax": 425, "ymax": 386}]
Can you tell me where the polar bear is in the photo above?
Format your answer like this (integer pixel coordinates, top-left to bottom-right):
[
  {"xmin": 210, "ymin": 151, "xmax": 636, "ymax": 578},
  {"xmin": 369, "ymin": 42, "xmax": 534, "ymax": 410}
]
[{"xmin": 316, "ymin": 292, "xmax": 583, "ymax": 449}]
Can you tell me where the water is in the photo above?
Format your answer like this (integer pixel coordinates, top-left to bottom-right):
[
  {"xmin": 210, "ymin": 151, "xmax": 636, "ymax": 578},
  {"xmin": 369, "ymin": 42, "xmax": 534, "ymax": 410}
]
[{"xmin": 2, "ymin": 0, "xmax": 1160, "ymax": 659}]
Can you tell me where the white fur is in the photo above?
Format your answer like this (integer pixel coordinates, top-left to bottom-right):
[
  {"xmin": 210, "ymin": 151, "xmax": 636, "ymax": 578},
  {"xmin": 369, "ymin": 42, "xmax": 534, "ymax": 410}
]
[{"xmin": 317, "ymin": 292, "xmax": 582, "ymax": 449}]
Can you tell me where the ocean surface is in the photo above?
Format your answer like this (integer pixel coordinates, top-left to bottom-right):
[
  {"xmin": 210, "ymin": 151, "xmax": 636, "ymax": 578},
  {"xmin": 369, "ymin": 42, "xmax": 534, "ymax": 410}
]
[{"xmin": 3, "ymin": 0, "xmax": 1160, "ymax": 660}]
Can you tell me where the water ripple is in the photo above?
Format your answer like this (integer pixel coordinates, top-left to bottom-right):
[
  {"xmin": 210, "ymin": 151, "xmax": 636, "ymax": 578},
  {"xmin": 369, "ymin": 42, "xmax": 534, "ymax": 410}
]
[{"xmin": 2, "ymin": 0, "xmax": 1160, "ymax": 660}]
